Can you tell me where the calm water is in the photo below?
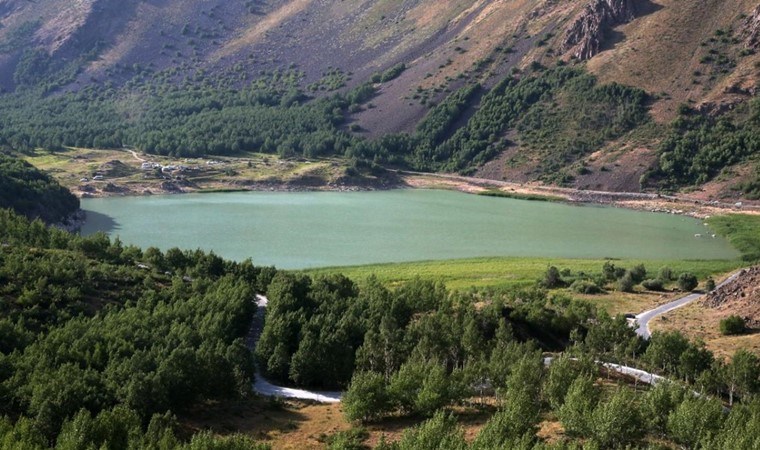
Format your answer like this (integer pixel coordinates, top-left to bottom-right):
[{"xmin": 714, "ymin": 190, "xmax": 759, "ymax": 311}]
[{"xmin": 81, "ymin": 189, "xmax": 739, "ymax": 269}]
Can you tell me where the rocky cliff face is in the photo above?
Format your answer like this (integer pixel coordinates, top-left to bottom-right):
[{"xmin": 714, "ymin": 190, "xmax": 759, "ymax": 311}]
[
  {"xmin": 741, "ymin": 5, "xmax": 760, "ymax": 49},
  {"xmin": 561, "ymin": 0, "xmax": 636, "ymax": 60}
]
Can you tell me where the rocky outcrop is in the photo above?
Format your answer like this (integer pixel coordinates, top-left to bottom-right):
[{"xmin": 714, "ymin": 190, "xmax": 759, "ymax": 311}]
[
  {"xmin": 561, "ymin": 0, "xmax": 636, "ymax": 60},
  {"xmin": 740, "ymin": 6, "xmax": 760, "ymax": 49},
  {"xmin": 702, "ymin": 266, "xmax": 760, "ymax": 328},
  {"xmin": 703, "ymin": 266, "xmax": 760, "ymax": 308}
]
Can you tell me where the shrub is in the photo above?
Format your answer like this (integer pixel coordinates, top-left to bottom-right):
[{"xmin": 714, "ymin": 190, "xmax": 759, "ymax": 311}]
[
  {"xmin": 677, "ymin": 272, "xmax": 698, "ymax": 291},
  {"xmin": 343, "ymin": 371, "xmax": 392, "ymax": 422},
  {"xmin": 602, "ymin": 261, "xmax": 616, "ymax": 281},
  {"xmin": 629, "ymin": 264, "xmax": 647, "ymax": 283},
  {"xmin": 719, "ymin": 315, "xmax": 746, "ymax": 335},
  {"xmin": 658, "ymin": 266, "xmax": 673, "ymax": 281},
  {"xmin": 570, "ymin": 280, "xmax": 602, "ymax": 294},
  {"xmin": 542, "ymin": 266, "xmax": 564, "ymax": 288},
  {"xmin": 705, "ymin": 278, "xmax": 716, "ymax": 291},
  {"xmin": 641, "ymin": 278, "xmax": 664, "ymax": 291},
  {"xmin": 617, "ymin": 271, "xmax": 635, "ymax": 293}
]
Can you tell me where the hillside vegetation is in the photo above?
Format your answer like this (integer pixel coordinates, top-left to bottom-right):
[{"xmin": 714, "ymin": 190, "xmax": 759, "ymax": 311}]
[
  {"xmin": 0, "ymin": 0, "xmax": 758, "ymax": 195},
  {"xmin": 0, "ymin": 153, "xmax": 79, "ymax": 223},
  {"xmin": 0, "ymin": 209, "xmax": 276, "ymax": 448}
]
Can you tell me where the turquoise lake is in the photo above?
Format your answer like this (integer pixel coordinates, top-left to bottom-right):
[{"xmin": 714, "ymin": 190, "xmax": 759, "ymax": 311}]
[{"xmin": 80, "ymin": 189, "xmax": 739, "ymax": 269}]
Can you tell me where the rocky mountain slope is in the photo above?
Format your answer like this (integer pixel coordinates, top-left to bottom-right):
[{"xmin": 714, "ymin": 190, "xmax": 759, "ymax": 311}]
[{"xmin": 0, "ymin": 0, "xmax": 758, "ymax": 196}]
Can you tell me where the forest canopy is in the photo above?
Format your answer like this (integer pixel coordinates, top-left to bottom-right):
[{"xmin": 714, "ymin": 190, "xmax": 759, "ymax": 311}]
[{"xmin": 0, "ymin": 153, "xmax": 79, "ymax": 223}]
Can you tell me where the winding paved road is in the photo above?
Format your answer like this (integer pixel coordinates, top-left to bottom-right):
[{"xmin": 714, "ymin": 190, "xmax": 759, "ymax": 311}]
[{"xmin": 634, "ymin": 270, "xmax": 743, "ymax": 339}]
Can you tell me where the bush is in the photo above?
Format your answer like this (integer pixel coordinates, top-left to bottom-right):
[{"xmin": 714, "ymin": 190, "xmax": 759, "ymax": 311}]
[
  {"xmin": 570, "ymin": 280, "xmax": 602, "ymax": 294},
  {"xmin": 677, "ymin": 272, "xmax": 699, "ymax": 291},
  {"xmin": 658, "ymin": 266, "xmax": 673, "ymax": 281},
  {"xmin": 719, "ymin": 315, "xmax": 746, "ymax": 335},
  {"xmin": 705, "ymin": 278, "xmax": 716, "ymax": 291},
  {"xmin": 641, "ymin": 278, "xmax": 664, "ymax": 291},
  {"xmin": 542, "ymin": 266, "xmax": 564, "ymax": 288},
  {"xmin": 602, "ymin": 261, "xmax": 616, "ymax": 281},
  {"xmin": 343, "ymin": 371, "xmax": 392, "ymax": 422},
  {"xmin": 629, "ymin": 264, "xmax": 647, "ymax": 283},
  {"xmin": 616, "ymin": 271, "xmax": 635, "ymax": 293}
]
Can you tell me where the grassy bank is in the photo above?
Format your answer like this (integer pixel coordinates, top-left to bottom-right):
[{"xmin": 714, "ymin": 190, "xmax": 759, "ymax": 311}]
[
  {"xmin": 303, "ymin": 257, "xmax": 741, "ymax": 291},
  {"xmin": 707, "ymin": 214, "xmax": 760, "ymax": 262},
  {"xmin": 476, "ymin": 189, "xmax": 565, "ymax": 202}
]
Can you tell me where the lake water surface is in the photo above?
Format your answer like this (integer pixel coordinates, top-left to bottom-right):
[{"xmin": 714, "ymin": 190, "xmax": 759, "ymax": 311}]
[{"xmin": 81, "ymin": 189, "xmax": 739, "ymax": 269}]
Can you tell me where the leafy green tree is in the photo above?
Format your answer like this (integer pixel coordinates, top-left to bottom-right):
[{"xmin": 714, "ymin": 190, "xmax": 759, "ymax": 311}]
[
  {"xmin": 414, "ymin": 362, "xmax": 451, "ymax": 417},
  {"xmin": 544, "ymin": 355, "xmax": 583, "ymax": 409},
  {"xmin": 589, "ymin": 388, "xmax": 644, "ymax": 447},
  {"xmin": 677, "ymin": 340, "xmax": 713, "ymax": 383},
  {"xmin": 583, "ymin": 310, "xmax": 641, "ymax": 361},
  {"xmin": 394, "ymin": 411, "xmax": 467, "ymax": 450},
  {"xmin": 667, "ymin": 395, "xmax": 724, "ymax": 448},
  {"xmin": 644, "ymin": 330, "xmax": 690, "ymax": 375},
  {"xmin": 677, "ymin": 272, "xmax": 698, "ymax": 291},
  {"xmin": 723, "ymin": 348, "xmax": 760, "ymax": 406},
  {"xmin": 558, "ymin": 376, "xmax": 599, "ymax": 436},
  {"xmin": 641, "ymin": 381, "xmax": 686, "ymax": 434},
  {"xmin": 705, "ymin": 399, "xmax": 760, "ymax": 450},
  {"xmin": 629, "ymin": 264, "xmax": 647, "ymax": 283},
  {"xmin": 641, "ymin": 278, "xmax": 664, "ymax": 291},
  {"xmin": 388, "ymin": 360, "xmax": 425, "ymax": 414},
  {"xmin": 505, "ymin": 354, "xmax": 543, "ymax": 399},
  {"xmin": 602, "ymin": 261, "xmax": 617, "ymax": 281},
  {"xmin": 342, "ymin": 371, "xmax": 392, "ymax": 422}
]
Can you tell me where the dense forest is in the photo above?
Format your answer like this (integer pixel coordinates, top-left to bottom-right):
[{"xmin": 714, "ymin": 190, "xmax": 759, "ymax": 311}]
[
  {"xmin": 0, "ymin": 209, "xmax": 275, "ymax": 448},
  {"xmin": 0, "ymin": 153, "xmax": 79, "ymax": 224},
  {"xmin": 257, "ymin": 267, "xmax": 760, "ymax": 448}
]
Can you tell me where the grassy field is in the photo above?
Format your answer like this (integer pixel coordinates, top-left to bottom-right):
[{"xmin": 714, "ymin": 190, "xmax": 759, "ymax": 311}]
[
  {"xmin": 303, "ymin": 257, "xmax": 741, "ymax": 292},
  {"xmin": 707, "ymin": 214, "xmax": 760, "ymax": 262},
  {"xmin": 476, "ymin": 189, "xmax": 564, "ymax": 202},
  {"xmin": 303, "ymin": 256, "xmax": 743, "ymax": 317}
]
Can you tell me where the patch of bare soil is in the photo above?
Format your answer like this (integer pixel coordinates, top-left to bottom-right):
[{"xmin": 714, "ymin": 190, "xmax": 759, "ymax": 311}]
[
  {"xmin": 653, "ymin": 267, "xmax": 760, "ymax": 359},
  {"xmin": 475, "ymin": 143, "xmax": 536, "ymax": 184},
  {"xmin": 575, "ymin": 146, "xmax": 657, "ymax": 192}
]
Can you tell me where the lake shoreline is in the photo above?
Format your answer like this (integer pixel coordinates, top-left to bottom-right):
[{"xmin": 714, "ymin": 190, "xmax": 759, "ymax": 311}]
[
  {"xmin": 28, "ymin": 146, "xmax": 756, "ymax": 221},
  {"xmin": 71, "ymin": 165, "xmax": 758, "ymax": 221}
]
